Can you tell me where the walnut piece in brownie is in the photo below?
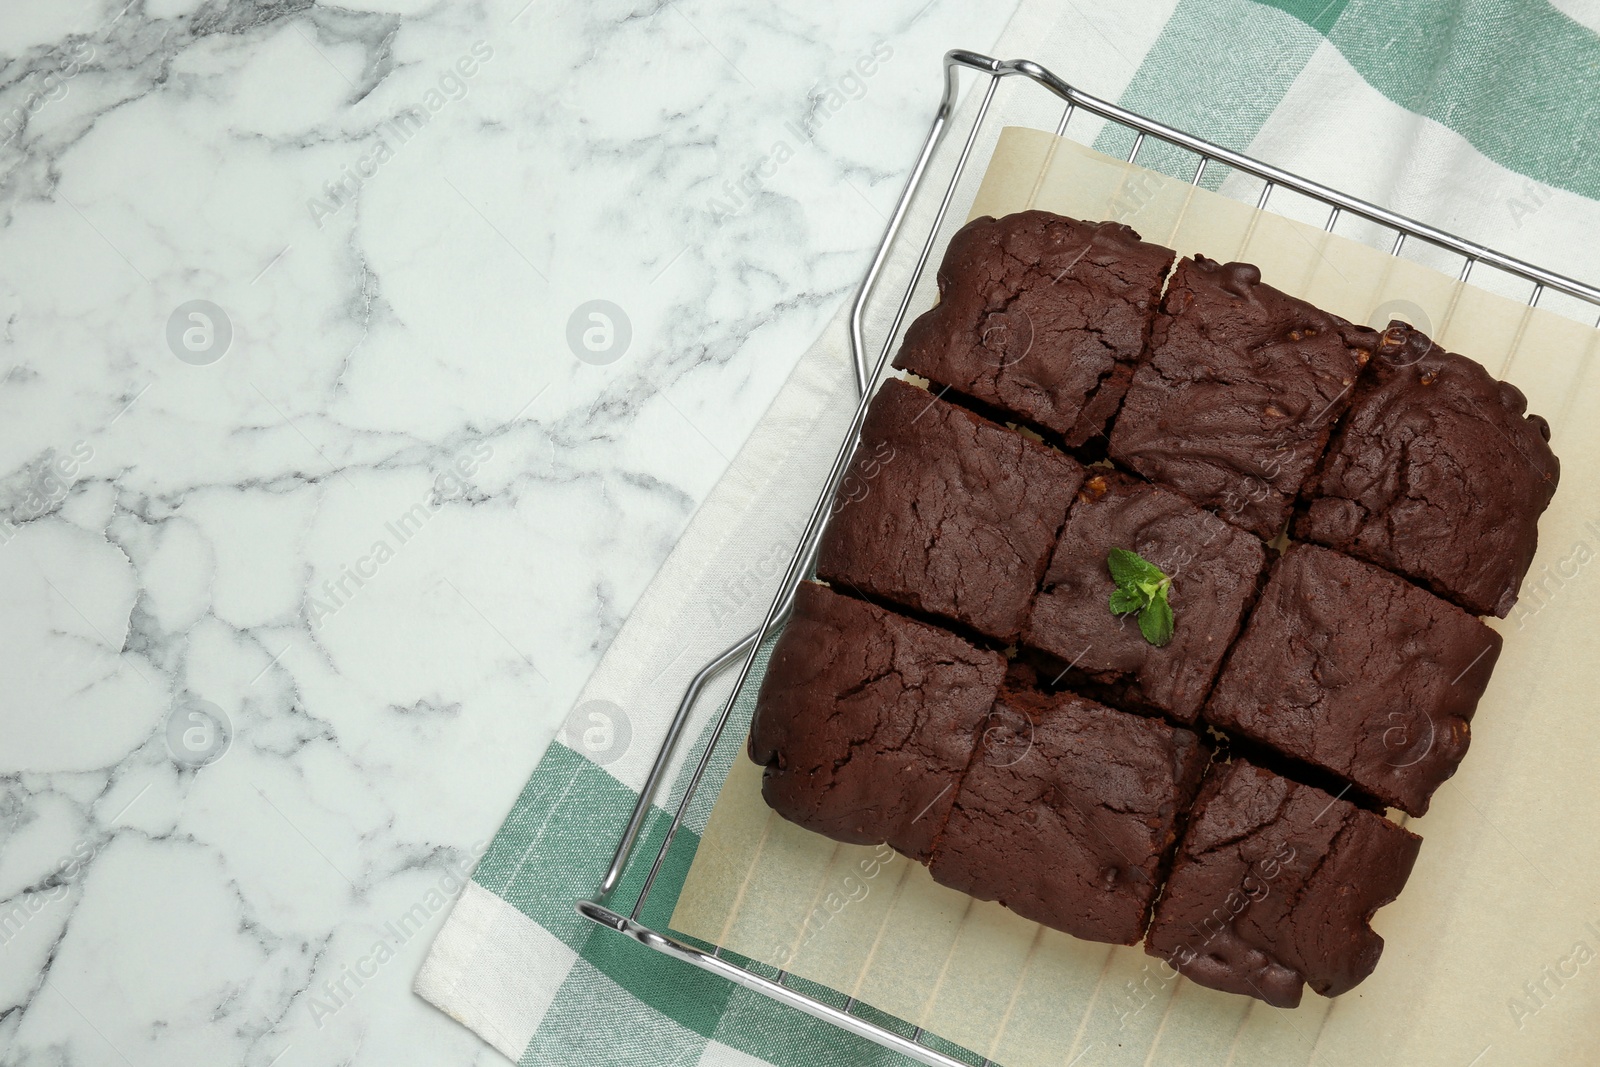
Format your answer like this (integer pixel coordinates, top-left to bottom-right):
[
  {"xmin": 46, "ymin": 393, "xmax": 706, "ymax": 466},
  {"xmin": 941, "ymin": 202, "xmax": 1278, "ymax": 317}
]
[
  {"xmin": 1108, "ymin": 256, "xmax": 1379, "ymax": 540},
  {"xmin": 1145, "ymin": 759, "xmax": 1421, "ymax": 1007},
  {"xmin": 892, "ymin": 211, "xmax": 1176, "ymax": 448},
  {"xmin": 817, "ymin": 377, "xmax": 1085, "ymax": 644},
  {"xmin": 928, "ymin": 685, "xmax": 1208, "ymax": 945},
  {"xmin": 1298, "ymin": 322, "xmax": 1560, "ymax": 618},
  {"xmin": 748, "ymin": 582, "xmax": 1006, "ymax": 862},
  {"xmin": 1023, "ymin": 473, "xmax": 1266, "ymax": 723},
  {"xmin": 1205, "ymin": 544, "xmax": 1501, "ymax": 818}
]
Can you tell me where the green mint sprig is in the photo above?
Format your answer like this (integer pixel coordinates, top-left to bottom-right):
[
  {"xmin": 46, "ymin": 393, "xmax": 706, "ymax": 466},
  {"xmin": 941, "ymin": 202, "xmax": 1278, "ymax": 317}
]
[{"xmin": 1107, "ymin": 548, "xmax": 1175, "ymax": 647}]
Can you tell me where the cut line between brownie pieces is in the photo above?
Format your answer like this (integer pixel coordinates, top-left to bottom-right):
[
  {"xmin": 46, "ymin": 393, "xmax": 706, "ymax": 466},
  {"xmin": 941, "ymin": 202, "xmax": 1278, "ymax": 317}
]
[
  {"xmin": 1019, "ymin": 471, "xmax": 1271, "ymax": 725},
  {"xmin": 818, "ymin": 379, "xmax": 1491, "ymax": 826},
  {"xmin": 923, "ymin": 678, "xmax": 1211, "ymax": 946},
  {"xmin": 749, "ymin": 579, "xmax": 1427, "ymax": 1001},
  {"xmin": 892, "ymin": 212, "xmax": 1178, "ymax": 455},
  {"xmin": 745, "ymin": 209, "xmax": 1561, "ymax": 1005},
  {"xmin": 818, "ymin": 417, "xmax": 1497, "ymax": 832},
  {"xmin": 897, "ymin": 288, "xmax": 1182, "ymax": 464},
  {"xmin": 895, "ymin": 212, "xmax": 1558, "ymax": 619},
  {"xmin": 817, "ymin": 375, "xmax": 1084, "ymax": 649}
]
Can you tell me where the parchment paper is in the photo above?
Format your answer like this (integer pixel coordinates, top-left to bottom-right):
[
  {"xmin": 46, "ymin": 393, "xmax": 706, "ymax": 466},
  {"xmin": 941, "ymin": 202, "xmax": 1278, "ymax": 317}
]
[{"xmin": 672, "ymin": 128, "xmax": 1600, "ymax": 1067}]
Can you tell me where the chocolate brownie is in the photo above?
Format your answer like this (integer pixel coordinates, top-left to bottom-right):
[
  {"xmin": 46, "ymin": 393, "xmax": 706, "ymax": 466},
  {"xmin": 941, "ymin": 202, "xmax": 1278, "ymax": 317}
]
[
  {"xmin": 928, "ymin": 685, "xmax": 1209, "ymax": 945},
  {"xmin": 1145, "ymin": 759, "xmax": 1421, "ymax": 1007},
  {"xmin": 1108, "ymin": 256, "xmax": 1380, "ymax": 540},
  {"xmin": 893, "ymin": 211, "xmax": 1176, "ymax": 447},
  {"xmin": 748, "ymin": 582, "xmax": 1006, "ymax": 861},
  {"xmin": 1298, "ymin": 322, "xmax": 1560, "ymax": 618},
  {"xmin": 817, "ymin": 377, "xmax": 1085, "ymax": 643},
  {"xmin": 1206, "ymin": 544, "xmax": 1502, "ymax": 817},
  {"xmin": 1023, "ymin": 473, "xmax": 1266, "ymax": 723}
]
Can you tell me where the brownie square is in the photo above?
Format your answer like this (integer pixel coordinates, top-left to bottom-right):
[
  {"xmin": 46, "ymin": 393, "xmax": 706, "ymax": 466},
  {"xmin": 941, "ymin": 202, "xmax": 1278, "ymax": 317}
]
[
  {"xmin": 1023, "ymin": 473, "xmax": 1266, "ymax": 723},
  {"xmin": 1206, "ymin": 544, "xmax": 1502, "ymax": 817},
  {"xmin": 1108, "ymin": 256, "xmax": 1379, "ymax": 540},
  {"xmin": 748, "ymin": 582, "xmax": 1006, "ymax": 861},
  {"xmin": 1298, "ymin": 322, "xmax": 1561, "ymax": 618},
  {"xmin": 1145, "ymin": 759, "xmax": 1422, "ymax": 1007},
  {"xmin": 817, "ymin": 377, "xmax": 1085, "ymax": 643},
  {"xmin": 893, "ymin": 211, "xmax": 1176, "ymax": 447},
  {"xmin": 927, "ymin": 685, "xmax": 1209, "ymax": 945}
]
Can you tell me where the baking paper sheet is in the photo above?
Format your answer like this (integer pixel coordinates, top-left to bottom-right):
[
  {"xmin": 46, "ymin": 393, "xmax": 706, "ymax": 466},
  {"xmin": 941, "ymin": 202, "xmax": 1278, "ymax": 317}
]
[{"xmin": 672, "ymin": 128, "xmax": 1600, "ymax": 1067}]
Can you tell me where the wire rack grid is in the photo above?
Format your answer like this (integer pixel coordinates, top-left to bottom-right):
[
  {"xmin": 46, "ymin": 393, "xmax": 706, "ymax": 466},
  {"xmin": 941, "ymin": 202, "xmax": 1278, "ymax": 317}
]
[{"xmin": 574, "ymin": 49, "xmax": 1600, "ymax": 1067}]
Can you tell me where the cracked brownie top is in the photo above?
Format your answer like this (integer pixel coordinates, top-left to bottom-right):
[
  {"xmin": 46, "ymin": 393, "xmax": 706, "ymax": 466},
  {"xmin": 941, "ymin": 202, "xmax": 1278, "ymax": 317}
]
[
  {"xmin": 1298, "ymin": 322, "xmax": 1561, "ymax": 618},
  {"xmin": 929, "ymin": 684, "xmax": 1208, "ymax": 945},
  {"xmin": 1024, "ymin": 472, "xmax": 1267, "ymax": 723},
  {"xmin": 1109, "ymin": 255, "xmax": 1381, "ymax": 540},
  {"xmin": 1145, "ymin": 759, "xmax": 1422, "ymax": 1008},
  {"xmin": 749, "ymin": 581, "xmax": 1006, "ymax": 862},
  {"xmin": 817, "ymin": 377, "xmax": 1084, "ymax": 644},
  {"xmin": 1205, "ymin": 544, "xmax": 1502, "ymax": 817},
  {"xmin": 893, "ymin": 211, "xmax": 1175, "ymax": 448}
]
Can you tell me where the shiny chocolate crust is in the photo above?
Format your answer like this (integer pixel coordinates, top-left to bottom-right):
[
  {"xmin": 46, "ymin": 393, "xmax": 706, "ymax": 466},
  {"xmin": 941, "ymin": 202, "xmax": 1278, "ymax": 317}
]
[
  {"xmin": 1023, "ymin": 472, "xmax": 1267, "ymax": 723},
  {"xmin": 928, "ymin": 685, "xmax": 1208, "ymax": 945},
  {"xmin": 1145, "ymin": 759, "xmax": 1421, "ymax": 1007},
  {"xmin": 893, "ymin": 211, "xmax": 1176, "ymax": 447},
  {"xmin": 1297, "ymin": 322, "xmax": 1560, "ymax": 617},
  {"xmin": 1108, "ymin": 256, "xmax": 1380, "ymax": 540},
  {"xmin": 817, "ymin": 377, "xmax": 1084, "ymax": 643},
  {"xmin": 1205, "ymin": 544, "xmax": 1501, "ymax": 817},
  {"xmin": 748, "ymin": 582, "xmax": 1005, "ymax": 862}
]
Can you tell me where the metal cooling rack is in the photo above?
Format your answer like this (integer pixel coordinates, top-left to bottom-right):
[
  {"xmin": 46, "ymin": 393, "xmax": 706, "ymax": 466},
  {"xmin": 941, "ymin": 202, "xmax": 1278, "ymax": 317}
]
[{"xmin": 576, "ymin": 50, "xmax": 1600, "ymax": 1067}]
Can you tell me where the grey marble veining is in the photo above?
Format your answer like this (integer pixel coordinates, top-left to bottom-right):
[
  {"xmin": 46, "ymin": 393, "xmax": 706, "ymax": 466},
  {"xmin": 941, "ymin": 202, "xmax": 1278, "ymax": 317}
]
[{"xmin": 0, "ymin": 1, "xmax": 1019, "ymax": 1064}]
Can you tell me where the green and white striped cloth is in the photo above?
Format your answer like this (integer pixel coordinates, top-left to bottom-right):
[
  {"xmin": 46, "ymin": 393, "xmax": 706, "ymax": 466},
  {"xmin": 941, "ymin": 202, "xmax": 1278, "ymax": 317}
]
[{"xmin": 415, "ymin": 3, "xmax": 1600, "ymax": 1064}]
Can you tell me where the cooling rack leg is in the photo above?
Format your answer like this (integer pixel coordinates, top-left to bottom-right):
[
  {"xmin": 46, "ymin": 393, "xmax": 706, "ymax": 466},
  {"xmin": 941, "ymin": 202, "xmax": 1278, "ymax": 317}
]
[{"xmin": 592, "ymin": 539, "xmax": 820, "ymax": 902}]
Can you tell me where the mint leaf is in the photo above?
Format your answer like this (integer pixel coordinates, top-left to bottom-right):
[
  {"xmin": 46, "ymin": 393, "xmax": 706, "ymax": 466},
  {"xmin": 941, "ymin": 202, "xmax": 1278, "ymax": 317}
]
[
  {"xmin": 1135, "ymin": 577, "xmax": 1166, "ymax": 600},
  {"xmin": 1107, "ymin": 547, "xmax": 1176, "ymax": 647},
  {"xmin": 1107, "ymin": 547, "xmax": 1165, "ymax": 589},
  {"xmin": 1109, "ymin": 587, "xmax": 1145, "ymax": 615},
  {"xmin": 1139, "ymin": 592, "xmax": 1175, "ymax": 647}
]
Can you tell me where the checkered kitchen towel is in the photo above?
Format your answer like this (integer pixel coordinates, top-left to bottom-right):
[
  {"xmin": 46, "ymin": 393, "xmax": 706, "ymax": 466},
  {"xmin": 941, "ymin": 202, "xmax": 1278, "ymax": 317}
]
[{"xmin": 415, "ymin": 3, "xmax": 1600, "ymax": 1064}]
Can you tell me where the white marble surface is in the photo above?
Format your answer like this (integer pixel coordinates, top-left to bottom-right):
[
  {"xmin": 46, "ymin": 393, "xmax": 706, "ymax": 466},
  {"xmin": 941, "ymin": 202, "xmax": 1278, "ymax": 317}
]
[{"xmin": 0, "ymin": 1, "xmax": 1020, "ymax": 1064}]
